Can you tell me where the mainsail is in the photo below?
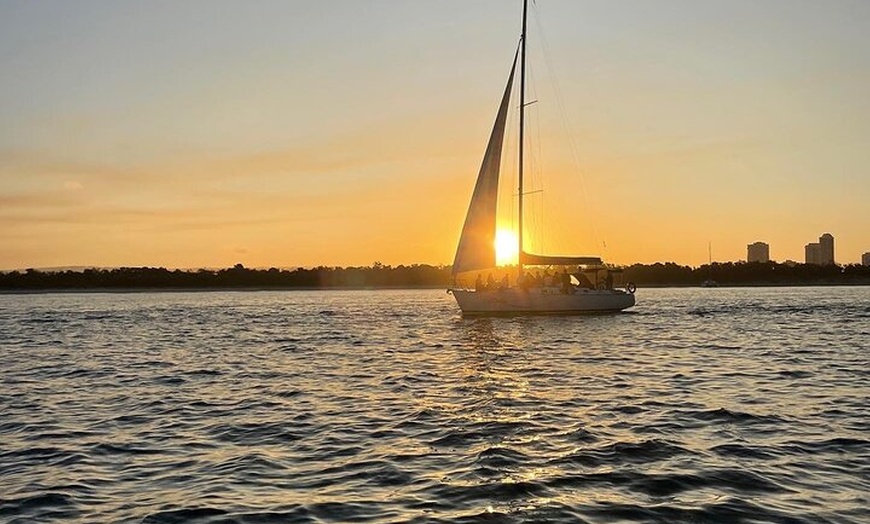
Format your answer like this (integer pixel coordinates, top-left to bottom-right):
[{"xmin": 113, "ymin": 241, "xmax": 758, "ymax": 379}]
[{"xmin": 451, "ymin": 53, "xmax": 518, "ymax": 275}]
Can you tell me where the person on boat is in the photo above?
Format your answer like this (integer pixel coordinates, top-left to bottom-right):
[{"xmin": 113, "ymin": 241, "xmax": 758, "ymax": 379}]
[
  {"xmin": 575, "ymin": 271, "xmax": 593, "ymax": 289},
  {"xmin": 486, "ymin": 273, "xmax": 495, "ymax": 290},
  {"xmin": 475, "ymin": 273, "xmax": 483, "ymax": 291},
  {"xmin": 500, "ymin": 274, "xmax": 509, "ymax": 289},
  {"xmin": 604, "ymin": 271, "xmax": 614, "ymax": 290},
  {"xmin": 560, "ymin": 269, "xmax": 571, "ymax": 294}
]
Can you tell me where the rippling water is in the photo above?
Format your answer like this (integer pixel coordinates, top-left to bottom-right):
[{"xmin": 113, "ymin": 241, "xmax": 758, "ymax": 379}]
[{"xmin": 1, "ymin": 287, "xmax": 868, "ymax": 523}]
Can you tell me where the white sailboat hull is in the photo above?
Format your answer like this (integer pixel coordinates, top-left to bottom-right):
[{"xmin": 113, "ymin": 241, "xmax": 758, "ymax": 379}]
[{"xmin": 451, "ymin": 287, "xmax": 635, "ymax": 316}]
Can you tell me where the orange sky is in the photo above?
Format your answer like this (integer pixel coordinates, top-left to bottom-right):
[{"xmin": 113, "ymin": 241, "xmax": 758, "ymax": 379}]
[{"xmin": 1, "ymin": 1, "xmax": 868, "ymax": 269}]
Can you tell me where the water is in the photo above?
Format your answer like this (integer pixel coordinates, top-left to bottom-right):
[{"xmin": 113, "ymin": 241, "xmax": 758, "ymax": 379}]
[{"xmin": 0, "ymin": 287, "xmax": 867, "ymax": 523}]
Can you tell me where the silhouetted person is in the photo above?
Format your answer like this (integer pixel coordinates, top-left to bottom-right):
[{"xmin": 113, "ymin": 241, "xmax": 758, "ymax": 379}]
[{"xmin": 475, "ymin": 273, "xmax": 483, "ymax": 291}]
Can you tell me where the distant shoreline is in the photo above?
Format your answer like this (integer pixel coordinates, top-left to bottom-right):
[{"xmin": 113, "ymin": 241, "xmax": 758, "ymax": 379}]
[
  {"xmin": 2, "ymin": 282, "xmax": 868, "ymax": 295},
  {"xmin": 2, "ymin": 262, "xmax": 868, "ymax": 292}
]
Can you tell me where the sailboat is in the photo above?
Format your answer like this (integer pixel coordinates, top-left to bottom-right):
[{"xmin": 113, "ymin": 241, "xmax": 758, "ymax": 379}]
[
  {"xmin": 448, "ymin": 0, "xmax": 636, "ymax": 316},
  {"xmin": 701, "ymin": 242, "xmax": 719, "ymax": 287}
]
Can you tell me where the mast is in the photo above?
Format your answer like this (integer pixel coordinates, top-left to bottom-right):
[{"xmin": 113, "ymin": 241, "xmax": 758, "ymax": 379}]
[{"xmin": 518, "ymin": 0, "xmax": 528, "ymax": 278}]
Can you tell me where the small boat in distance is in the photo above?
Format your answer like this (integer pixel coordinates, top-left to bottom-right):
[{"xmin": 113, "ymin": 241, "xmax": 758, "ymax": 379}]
[
  {"xmin": 448, "ymin": 0, "xmax": 635, "ymax": 316},
  {"xmin": 702, "ymin": 242, "xmax": 718, "ymax": 287}
]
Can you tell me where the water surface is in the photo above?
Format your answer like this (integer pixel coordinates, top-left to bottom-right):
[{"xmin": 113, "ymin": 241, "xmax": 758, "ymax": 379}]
[{"xmin": 1, "ymin": 287, "xmax": 867, "ymax": 523}]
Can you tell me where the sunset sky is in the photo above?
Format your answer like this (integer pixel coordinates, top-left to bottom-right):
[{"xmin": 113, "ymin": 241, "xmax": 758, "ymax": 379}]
[{"xmin": 2, "ymin": 0, "xmax": 868, "ymax": 270}]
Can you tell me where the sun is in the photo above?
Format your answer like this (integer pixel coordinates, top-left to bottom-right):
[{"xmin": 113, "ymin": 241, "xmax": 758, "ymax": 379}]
[{"xmin": 495, "ymin": 228, "xmax": 519, "ymax": 266}]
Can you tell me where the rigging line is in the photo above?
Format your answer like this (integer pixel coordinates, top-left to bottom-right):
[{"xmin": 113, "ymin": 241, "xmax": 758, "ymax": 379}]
[
  {"xmin": 523, "ymin": 4, "xmax": 553, "ymax": 256},
  {"xmin": 534, "ymin": 74, "xmax": 545, "ymax": 255},
  {"xmin": 522, "ymin": 45, "xmax": 548, "ymax": 255},
  {"xmin": 532, "ymin": 2, "xmax": 604, "ymax": 257},
  {"xmin": 526, "ymin": 53, "xmax": 544, "ymax": 253}
]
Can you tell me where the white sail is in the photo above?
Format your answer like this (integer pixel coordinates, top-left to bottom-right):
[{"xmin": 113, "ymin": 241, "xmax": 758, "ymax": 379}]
[{"xmin": 451, "ymin": 55, "xmax": 517, "ymax": 275}]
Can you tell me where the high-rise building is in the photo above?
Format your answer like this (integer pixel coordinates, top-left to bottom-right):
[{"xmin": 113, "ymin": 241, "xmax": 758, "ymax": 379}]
[
  {"xmin": 862, "ymin": 252, "xmax": 870, "ymax": 267},
  {"xmin": 805, "ymin": 233, "xmax": 835, "ymax": 265},
  {"xmin": 747, "ymin": 242, "xmax": 770, "ymax": 263},
  {"xmin": 819, "ymin": 233, "xmax": 834, "ymax": 265},
  {"xmin": 805, "ymin": 243, "xmax": 820, "ymax": 265}
]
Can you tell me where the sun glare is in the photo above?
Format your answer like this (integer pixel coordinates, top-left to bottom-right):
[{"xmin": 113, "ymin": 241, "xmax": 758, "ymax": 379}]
[{"xmin": 495, "ymin": 228, "xmax": 519, "ymax": 266}]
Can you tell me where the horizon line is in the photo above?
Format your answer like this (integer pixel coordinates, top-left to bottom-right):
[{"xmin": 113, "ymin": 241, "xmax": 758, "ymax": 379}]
[{"xmin": 3, "ymin": 259, "xmax": 866, "ymax": 274}]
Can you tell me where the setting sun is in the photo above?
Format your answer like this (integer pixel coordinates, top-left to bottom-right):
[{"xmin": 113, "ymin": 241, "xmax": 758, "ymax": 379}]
[{"xmin": 495, "ymin": 228, "xmax": 519, "ymax": 266}]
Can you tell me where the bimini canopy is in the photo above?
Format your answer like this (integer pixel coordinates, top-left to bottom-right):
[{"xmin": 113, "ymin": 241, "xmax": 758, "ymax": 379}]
[{"xmin": 520, "ymin": 252, "xmax": 602, "ymax": 267}]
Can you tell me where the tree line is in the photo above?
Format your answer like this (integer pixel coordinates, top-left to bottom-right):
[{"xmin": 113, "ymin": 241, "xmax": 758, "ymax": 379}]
[
  {"xmin": 1, "ymin": 261, "xmax": 868, "ymax": 290},
  {"xmin": 0, "ymin": 263, "xmax": 451, "ymax": 290},
  {"xmin": 622, "ymin": 261, "xmax": 870, "ymax": 287}
]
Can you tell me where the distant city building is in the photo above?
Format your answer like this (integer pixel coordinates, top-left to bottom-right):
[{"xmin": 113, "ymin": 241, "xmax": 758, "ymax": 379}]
[
  {"xmin": 747, "ymin": 242, "xmax": 770, "ymax": 263},
  {"xmin": 805, "ymin": 233, "xmax": 835, "ymax": 265},
  {"xmin": 863, "ymin": 252, "xmax": 870, "ymax": 267},
  {"xmin": 805, "ymin": 243, "xmax": 820, "ymax": 265},
  {"xmin": 819, "ymin": 233, "xmax": 834, "ymax": 265}
]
